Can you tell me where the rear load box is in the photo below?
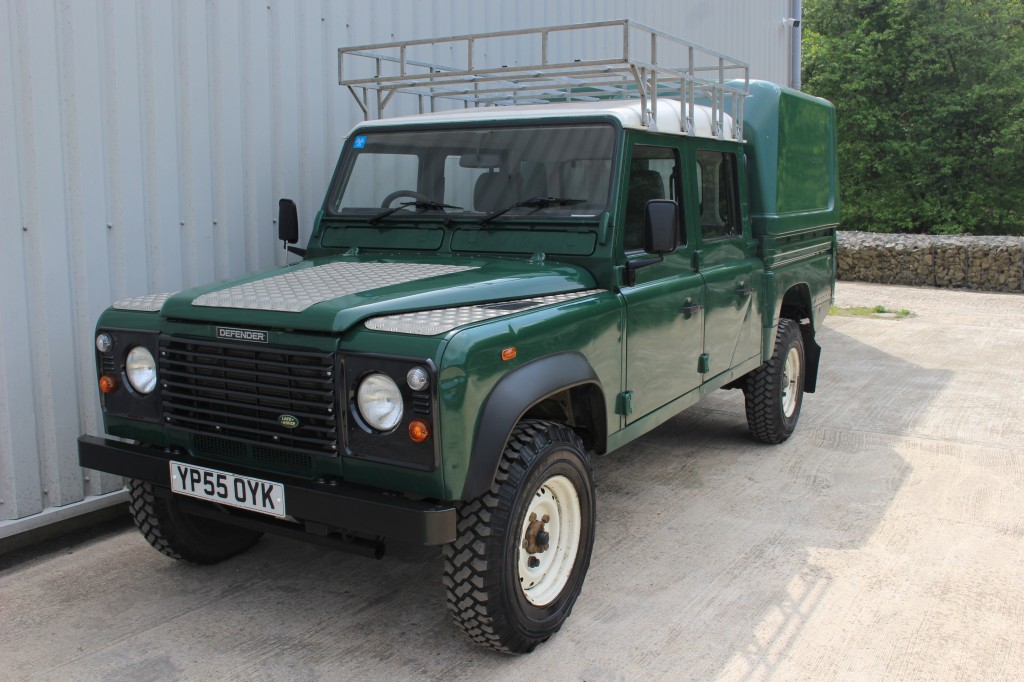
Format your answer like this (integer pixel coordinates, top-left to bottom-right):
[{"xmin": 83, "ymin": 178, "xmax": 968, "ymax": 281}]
[{"xmin": 740, "ymin": 80, "xmax": 839, "ymax": 236}]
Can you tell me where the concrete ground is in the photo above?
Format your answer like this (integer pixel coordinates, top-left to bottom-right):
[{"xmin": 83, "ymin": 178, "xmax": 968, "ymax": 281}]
[{"xmin": 2, "ymin": 282, "xmax": 1022, "ymax": 681}]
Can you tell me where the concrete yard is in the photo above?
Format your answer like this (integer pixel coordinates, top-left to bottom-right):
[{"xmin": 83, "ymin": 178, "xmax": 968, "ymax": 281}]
[{"xmin": 2, "ymin": 281, "xmax": 1022, "ymax": 681}]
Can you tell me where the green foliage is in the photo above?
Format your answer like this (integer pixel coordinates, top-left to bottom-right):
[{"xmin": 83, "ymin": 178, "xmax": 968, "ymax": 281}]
[{"xmin": 803, "ymin": 0, "xmax": 1024, "ymax": 235}]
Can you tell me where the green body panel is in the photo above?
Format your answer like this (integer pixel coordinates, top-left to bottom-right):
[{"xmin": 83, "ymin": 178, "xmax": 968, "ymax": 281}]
[
  {"xmin": 90, "ymin": 81, "xmax": 839, "ymax": 506},
  {"xmin": 436, "ymin": 292, "xmax": 623, "ymax": 500},
  {"xmin": 621, "ymin": 264, "xmax": 704, "ymax": 420},
  {"xmin": 740, "ymin": 81, "xmax": 840, "ymax": 236}
]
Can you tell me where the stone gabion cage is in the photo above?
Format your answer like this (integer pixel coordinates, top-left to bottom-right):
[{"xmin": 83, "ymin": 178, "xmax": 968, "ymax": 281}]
[{"xmin": 837, "ymin": 232, "xmax": 1024, "ymax": 293}]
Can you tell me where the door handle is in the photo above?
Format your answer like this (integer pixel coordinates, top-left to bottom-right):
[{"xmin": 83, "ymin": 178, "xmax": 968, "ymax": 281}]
[
  {"xmin": 679, "ymin": 301, "xmax": 703, "ymax": 316},
  {"xmin": 735, "ymin": 284, "xmax": 754, "ymax": 296}
]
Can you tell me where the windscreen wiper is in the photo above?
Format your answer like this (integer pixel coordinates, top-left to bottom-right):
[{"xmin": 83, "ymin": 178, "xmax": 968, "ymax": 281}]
[
  {"xmin": 476, "ymin": 197, "xmax": 586, "ymax": 226},
  {"xmin": 367, "ymin": 200, "xmax": 462, "ymax": 226}
]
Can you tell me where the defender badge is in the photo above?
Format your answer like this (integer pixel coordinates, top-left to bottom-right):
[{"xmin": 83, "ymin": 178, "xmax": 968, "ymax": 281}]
[
  {"xmin": 278, "ymin": 415, "xmax": 300, "ymax": 429},
  {"xmin": 216, "ymin": 326, "xmax": 268, "ymax": 343}
]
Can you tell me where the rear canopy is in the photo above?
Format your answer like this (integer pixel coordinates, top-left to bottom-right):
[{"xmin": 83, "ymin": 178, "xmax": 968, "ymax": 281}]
[{"xmin": 741, "ymin": 81, "xmax": 840, "ymax": 235}]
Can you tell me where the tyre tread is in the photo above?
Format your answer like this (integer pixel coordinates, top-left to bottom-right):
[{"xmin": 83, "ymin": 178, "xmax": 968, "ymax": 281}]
[
  {"xmin": 443, "ymin": 420, "xmax": 592, "ymax": 654},
  {"xmin": 127, "ymin": 479, "xmax": 261, "ymax": 565},
  {"xmin": 744, "ymin": 318, "xmax": 803, "ymax": 444}
]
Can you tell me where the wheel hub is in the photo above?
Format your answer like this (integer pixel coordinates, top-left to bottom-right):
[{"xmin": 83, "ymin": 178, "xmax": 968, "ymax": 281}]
[
  {"xmin": 522, "ymin": 512, "xmax": 551, "ymax": 554},
  {"xmin": 517, "ymin": 474, "xmax": 582, "ymax": 606}
]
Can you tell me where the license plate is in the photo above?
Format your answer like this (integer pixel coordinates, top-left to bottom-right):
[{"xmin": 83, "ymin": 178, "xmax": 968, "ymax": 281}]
[{"xmin": 169, "ymin": 462, "xmax": 286, "ymax": 518}]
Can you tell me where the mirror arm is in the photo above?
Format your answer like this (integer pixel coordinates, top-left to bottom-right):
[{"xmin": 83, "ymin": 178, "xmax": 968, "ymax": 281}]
[{"xmin": 624, "ymin": 254, "xmax": 664, "ymax": 287}]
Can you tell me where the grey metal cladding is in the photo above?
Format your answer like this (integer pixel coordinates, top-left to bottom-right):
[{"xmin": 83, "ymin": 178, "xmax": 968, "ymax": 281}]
[
  {"xmin": 364, "ymin": 290, "xmax": 604, "ymax": 335},
  {"xmin": 192, "ymin": 262, "xmax": 478, "ymax": 312},
  {"xmin": 111, "ymin": 293, "xmax": 175, "ymax": 312}
]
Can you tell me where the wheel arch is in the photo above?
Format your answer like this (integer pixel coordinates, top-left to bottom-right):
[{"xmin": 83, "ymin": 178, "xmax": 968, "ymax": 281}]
[
  {"xmin": 778, "ymin": 283, "xmax": 821, "ymax": 394},
  {"xmin": 459, "ymin": 352, "xmax": 605, "ymax": 501}
]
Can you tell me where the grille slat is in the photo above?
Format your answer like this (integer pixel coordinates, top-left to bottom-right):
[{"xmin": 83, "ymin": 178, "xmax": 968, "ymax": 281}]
[
  {"xmin": 162, "ymin": 363, "xmax": 334, "ymax": 391},
  {"xmin": 166, "ymin": 412, "xmax": 338, "ymax": 441},
  {"xmin": 160, "ymin": 337, "xmax": 338, "ymax": 457},
  {"xmin": 161, "ymin": 388, "xmax": 335, "ymax": 420}
]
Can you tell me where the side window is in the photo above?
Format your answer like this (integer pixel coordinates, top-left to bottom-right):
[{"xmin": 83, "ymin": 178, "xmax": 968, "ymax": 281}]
[
  {"xmin": 696, "ymin": 150, "xmax": 740, "ymax": 240},
  {"xmin": 624, "ymin": 145, "xmax": 683, "ymax": 252}
]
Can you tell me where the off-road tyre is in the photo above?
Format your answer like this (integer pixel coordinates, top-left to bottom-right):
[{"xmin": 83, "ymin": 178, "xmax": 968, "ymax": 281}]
[
  {"xmin": 744, "ymin": 318, "xmax": 805, "ymax": 444},
  {"xmin": 443, "ymin": 420, "xmax": 596, "ymax": 654},
  {"xmin": 128, "ymin": 480, "xmax": 262, "ymax": 564}
]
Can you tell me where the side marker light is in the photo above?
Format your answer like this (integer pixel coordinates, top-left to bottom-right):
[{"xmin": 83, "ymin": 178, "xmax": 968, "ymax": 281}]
[{"xmin": 501, "ymin": 347, "xmax": 517, "ymax": 361}]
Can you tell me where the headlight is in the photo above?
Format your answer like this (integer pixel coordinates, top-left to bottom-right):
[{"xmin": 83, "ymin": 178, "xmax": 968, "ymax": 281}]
[
  {"xmin": 125, "ymin": 346, "xmax": 157, "ymax": 394},
  {"xmin": 356, "ymin": 373, "xmax": 403, "ymax": 431}
]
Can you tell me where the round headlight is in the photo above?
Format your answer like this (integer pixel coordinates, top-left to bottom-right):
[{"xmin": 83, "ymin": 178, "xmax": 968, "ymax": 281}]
[
  {"xmin": 125, "ymin": 346, "xmax": 157, "ymax": 394},
  {"xmin": 356, "ymin": 373, "xmax": 403, "ymax": 431}
]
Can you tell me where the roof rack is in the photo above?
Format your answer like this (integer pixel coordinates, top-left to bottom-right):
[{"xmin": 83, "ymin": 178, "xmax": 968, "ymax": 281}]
[{"xmin": 338, "ymin": 20, "xmax": 749, "ymax": 140}]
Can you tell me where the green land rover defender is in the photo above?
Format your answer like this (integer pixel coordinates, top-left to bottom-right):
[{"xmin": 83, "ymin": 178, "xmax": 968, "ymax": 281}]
[{"xmin": 79, "ymin": 22, "xmax": 838, "ymax": 653}]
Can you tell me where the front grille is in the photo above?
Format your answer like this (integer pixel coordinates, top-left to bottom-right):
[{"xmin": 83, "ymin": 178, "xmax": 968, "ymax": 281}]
[
  {"xmin": 192, "ymin": 433, "xmax": 247, "ymax": 462},
  {"xmin": 190, "ymin": 434, "xmax": 314, "ymax": 475},
  {"xmin": 160, "ymin": 337, "xmax": 338, "ymax": 457}
]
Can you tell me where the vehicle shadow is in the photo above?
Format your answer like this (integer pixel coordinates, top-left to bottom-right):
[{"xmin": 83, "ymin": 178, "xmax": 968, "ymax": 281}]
[{"xmin": 52, "ymin": 324, "xmax": 947, "ymax": 682}]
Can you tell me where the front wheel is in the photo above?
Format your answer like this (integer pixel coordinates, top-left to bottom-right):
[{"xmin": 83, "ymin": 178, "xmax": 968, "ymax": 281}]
[
  {"xmin": 443, "ymin": 420, "xmax": 596, "ymax": 654},
  {"xmin": 128, "ymin": 480, "xmax": 262, "ymax": 564},
  {"xmin": 743, "ymin": 318, "xmax": 805, "ymax": 444}
]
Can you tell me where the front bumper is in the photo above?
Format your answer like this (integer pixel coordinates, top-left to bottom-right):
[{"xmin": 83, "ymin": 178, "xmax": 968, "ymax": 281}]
[{"xmin": 78, "ymin": 435, "xmax": 456, "ymax": 546}]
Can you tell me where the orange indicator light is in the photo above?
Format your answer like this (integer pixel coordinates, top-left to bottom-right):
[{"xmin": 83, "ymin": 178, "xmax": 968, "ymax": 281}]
[
  {"xmin": 408, "ymin": 419, "xmax": 430, "ymax": 443},
  {"xmin": 501, "ymin": 347, "xmax": 517, "ymax": 361},
  {"xmin": 99, "ymin": 375, "xmax": 117, "ymax": 394}
]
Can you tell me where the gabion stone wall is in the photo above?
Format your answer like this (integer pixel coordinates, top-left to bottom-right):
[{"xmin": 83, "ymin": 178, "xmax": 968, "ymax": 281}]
[{"xmin": 836, "ymin": 231, "xmax": 1024, "ymax": 293}]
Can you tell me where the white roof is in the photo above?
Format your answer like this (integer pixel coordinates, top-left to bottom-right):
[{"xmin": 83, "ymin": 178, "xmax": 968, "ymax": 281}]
[{"xmin": 353, "ymin": 99, "xmax": 736, "ymax": 141}]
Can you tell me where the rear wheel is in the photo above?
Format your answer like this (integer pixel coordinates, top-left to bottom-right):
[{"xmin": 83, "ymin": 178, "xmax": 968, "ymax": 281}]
[
  {"xmin": 443, "ymin": 420, "xmax": 596, "ymax": 654},
  {"xmin": 128, "ymin": 480, "xmax": 262, "ymax": 564},
  {"xmin": 743, "ymin": 318, "xmax": 805, "ymax": 444}
]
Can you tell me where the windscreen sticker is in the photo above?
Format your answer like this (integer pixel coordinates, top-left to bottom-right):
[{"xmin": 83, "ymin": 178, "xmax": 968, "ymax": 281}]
[{"xmin": 353, "ymin": 135, "xmax": 367, "ymax": 149}]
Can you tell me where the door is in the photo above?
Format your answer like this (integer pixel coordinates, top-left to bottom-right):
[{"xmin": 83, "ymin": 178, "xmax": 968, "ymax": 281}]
[
  {"xmin": 620, "ymin": 143, "xmax": 705, "ymax": 421},
  {"xmin": 694, "ymin": 149, "xmax": 762, "ymax": 377}
]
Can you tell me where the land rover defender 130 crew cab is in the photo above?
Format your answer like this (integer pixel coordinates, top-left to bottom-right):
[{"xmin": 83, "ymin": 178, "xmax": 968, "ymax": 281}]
[{"xmin": 78, "ymin": 21, "xmax": 839, "ymax": 653}]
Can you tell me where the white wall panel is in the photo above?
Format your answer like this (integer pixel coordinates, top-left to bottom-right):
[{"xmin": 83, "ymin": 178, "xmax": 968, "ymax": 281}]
[{"xmin": 0, "ymin": 0, "xmax": 792, "ymax": 528}]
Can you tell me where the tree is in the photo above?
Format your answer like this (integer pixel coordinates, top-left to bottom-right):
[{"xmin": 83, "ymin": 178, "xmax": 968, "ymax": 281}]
[{"xmin": 802, "ymin": 0, "xmax": 1024, "ymax": 235}]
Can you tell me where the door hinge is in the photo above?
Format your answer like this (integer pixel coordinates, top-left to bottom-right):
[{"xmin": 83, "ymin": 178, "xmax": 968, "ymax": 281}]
[
  {"xmin": 616, "ymin": 390, "xmax": 634, "ymax": 416},
  {"xmin": 698, "ymin": 353, "xmax": 711, "ymax": 374}
]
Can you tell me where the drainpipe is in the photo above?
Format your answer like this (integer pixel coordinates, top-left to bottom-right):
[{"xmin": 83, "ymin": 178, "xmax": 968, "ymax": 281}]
[{"xmin": 789, "ymin": 0, "xmax": 803, "ymax": 90}]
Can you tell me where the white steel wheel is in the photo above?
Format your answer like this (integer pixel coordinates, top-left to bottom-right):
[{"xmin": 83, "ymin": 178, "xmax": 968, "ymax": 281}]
[
  {"xmin": 443, "ymin": 419, "xmax": 596, "ymax": 654},
  {"xmin": 517, "ymin": 474, "xmax": 582, "ymax": 606},
  {"xmin": 781, "ymin": 345, "xmax": 802, "ymax": 418}
]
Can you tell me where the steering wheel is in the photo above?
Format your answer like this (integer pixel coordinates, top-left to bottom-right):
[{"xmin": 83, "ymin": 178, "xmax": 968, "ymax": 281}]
[{"xmin": 380, "ymin": 190, "xmax": 430, "ymax": 208}]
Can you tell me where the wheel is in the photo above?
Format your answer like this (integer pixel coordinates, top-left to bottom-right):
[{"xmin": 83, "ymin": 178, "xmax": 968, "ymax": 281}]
[
  {"xmin": 128, "ymin": 480, "xmax": 262, "ymax": 564},
  {"xmin": 443, "ymin": 420, "xmax": 596, "ymax": 654},
  {"xmin": 743, "ymin": 318, "xmax": 805, "ymax": 444},
  {"xmin": 379, "ymin": 189, "xmax": 429, "ymax": 207}
]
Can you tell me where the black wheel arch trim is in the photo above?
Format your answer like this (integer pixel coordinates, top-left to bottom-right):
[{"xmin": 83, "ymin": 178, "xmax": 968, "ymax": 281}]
[{"xmin": 460, "ymin": 352, "xmax": 602, "ymax": 501}]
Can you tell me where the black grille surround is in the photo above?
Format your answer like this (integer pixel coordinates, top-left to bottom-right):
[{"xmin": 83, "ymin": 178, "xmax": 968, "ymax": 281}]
[{"xmin": 159, "ymin": 336, "xmax": 339, "ymax": 460}]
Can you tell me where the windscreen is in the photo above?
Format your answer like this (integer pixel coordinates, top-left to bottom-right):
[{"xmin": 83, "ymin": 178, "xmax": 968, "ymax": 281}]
[{"xmin": 328, "ymin": 124, "xmax": 616, "ymax": 219}]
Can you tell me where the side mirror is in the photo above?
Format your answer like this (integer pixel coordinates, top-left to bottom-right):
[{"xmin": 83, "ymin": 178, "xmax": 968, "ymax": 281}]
[
  {"xmin": 278, "ymin": 198, "xmax": 299, "ymax": 244},
  {"xmin": 643, "ymin": 200, "xmax": 679, "ymax": 255},
  {"xmin": 624, "ymin": 200, "xmax": 679, "ymax": 287}
]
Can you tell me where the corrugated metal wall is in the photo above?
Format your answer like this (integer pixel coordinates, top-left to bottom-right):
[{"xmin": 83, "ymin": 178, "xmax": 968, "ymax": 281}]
[{"xmin": 0, "ymin": 0, "xmax": 794, "ymax": 531}]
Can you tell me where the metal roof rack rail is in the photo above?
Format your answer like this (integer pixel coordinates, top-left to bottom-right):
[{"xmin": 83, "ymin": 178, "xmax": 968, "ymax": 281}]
[{"xmin": 338, "ymin": 19, "xmax": 749, "ymax": 139}]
